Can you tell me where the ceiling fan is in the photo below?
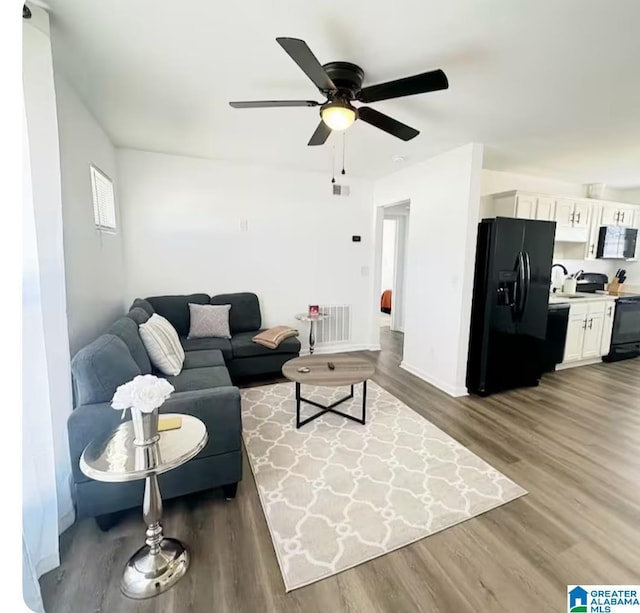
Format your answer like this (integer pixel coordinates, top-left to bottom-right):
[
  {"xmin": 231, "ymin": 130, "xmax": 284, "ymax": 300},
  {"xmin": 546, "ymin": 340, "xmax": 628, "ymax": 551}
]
[{"xmin": 229, "ymin": 37, "xmax": 449, "ymax": 146}]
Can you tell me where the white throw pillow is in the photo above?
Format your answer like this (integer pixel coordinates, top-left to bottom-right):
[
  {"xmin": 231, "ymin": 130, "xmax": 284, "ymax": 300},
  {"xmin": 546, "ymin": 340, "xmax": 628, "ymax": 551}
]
[
  {"xmin": 139, "ymin": 314, "xmax": 185, "ymax": 376},
  {"xmin": 188, "ymin": 303, "xmax": 232, "ymax": 339}
]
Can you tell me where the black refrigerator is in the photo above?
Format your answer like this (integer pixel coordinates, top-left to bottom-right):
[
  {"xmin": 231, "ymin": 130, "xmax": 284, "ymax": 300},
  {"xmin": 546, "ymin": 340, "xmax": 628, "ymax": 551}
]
[{"xmin": 466, "ymin": 217, "xmax": 556, "ymax": 395}]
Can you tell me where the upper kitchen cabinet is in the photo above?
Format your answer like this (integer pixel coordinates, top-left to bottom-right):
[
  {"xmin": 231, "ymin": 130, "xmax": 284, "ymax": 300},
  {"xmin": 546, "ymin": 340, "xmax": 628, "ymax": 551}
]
[
  {"xmin": 599, "ymin": 202, "xmax": 636, "ymax": 227},
  {"xmin": 552, "ymin": 198, "xmax": 590, "ymax": 241},
  {"xmin": 535, "ymin": 196, "xmax": 556, "ymax": 221},
  {"xmin": 492, "ymin": 191, "xmax": 557, "ymax": 221},
  {"xmin": 486, "ymin": 191, "xmax": 640, "ymax": 258},
  {"xmin": 584, "ymin": 202, "xmax": 603, "ymax": 260}
]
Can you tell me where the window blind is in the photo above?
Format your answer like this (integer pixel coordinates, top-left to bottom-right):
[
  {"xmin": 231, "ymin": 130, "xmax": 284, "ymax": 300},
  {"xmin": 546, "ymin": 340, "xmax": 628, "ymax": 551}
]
[{"xmin": 90, "ymin": 165, "xmax": 116, "ymax": 232}]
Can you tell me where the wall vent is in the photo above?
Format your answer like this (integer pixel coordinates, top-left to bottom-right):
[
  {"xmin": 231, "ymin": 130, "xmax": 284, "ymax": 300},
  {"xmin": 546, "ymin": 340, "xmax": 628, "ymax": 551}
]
[
  {"xmin": 332, "ymin": 184, "xmax": 350, "ymax": 197},
  {"xmin": 316, "ymin": 305, "xmax": 352, "ymax": 344}
]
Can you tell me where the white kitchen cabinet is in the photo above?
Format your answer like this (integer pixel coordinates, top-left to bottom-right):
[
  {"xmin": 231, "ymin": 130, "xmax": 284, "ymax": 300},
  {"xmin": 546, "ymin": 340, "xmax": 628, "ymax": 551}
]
[
  {"xmin": 600, "ymin": 202, "xmax": 636, "ymax": 227},
  {"xmin": 554, "ymin": 199, "xmax": 575, "ymax": 229},
  {"xmin": 488, "ymin": 191, "xmax": 640, "ymax": 257},
  {"xmin": 563, "ymin": 312, "xmax": 587, "ymax": 362},
  {"xmin": 573, "ymin": 201, "xmax": 591, "ymax": 229},
  {"xmin": 581, "ymin": 312, "xmax": 604, "ymax": 358},
  {"xmin": 493, "ymin": 192, "xmax": 557, "ymax": 221},
  {"xmin": 600, "ymin": 205, "xmax": 618, "ymax": 226},
  {"xmin": 515, "ymin": 194, "xmax": 537, "ymax": 219},
  {"xmin": 559, "ymin": 299, "xmax": 616, "ymax": 367},
  {"xmin": 554, "ymin": 198, "xmax": 590, "ymax": 230},
  {"xmin": 584, "ymin": 202, "xmax": 603, "ymax": 260},
  {"xmin": 536, "ymin": 196, "xmax": 556, "ymax": 221},
  {"xmin": 600, "ymin": 302, "xmax": 615, "ymax": 355}
]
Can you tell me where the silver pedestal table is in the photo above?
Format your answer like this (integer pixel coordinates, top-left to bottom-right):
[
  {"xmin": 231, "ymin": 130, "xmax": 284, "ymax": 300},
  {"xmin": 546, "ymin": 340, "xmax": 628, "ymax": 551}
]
[
  {"xmin": 295, "ymin": 312, "xmax": 328, "ymax": 354},
  {"xmin": 80, "ymin": 413, "xmax": 208, "ymax": 599}
]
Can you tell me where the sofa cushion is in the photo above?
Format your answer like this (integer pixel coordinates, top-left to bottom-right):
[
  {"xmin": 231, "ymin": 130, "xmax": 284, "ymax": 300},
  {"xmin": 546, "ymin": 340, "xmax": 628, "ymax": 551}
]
[
  {"xmin": 165, "ymin": 366, "xmax": 232, "ymax": 392},
  {"xmin": 130, "ymin": 298, "xmax": 155, "ymax": 317},
  {"xmin": 180, "ymin": 336, "xmax": 233, "ymax": 361},
  {"xmin": 231, "ymin": 330, "xmax": 301, "ymax": 359},
  {"xmin": 127, "ymin": 306, "xmax": 150, "ymax": 325},
  {"xmin": 210, "ymin": 292, "xmax": 261, "ymax": 334},
  {"xmin": 71, "ymin": 335, "xmax": 141, "ymax": 406},
  {"xmin": 183, "ymin": 349, "xmax": 226, "ymax": 369},
  {"xmin": 108, "ymin": 317, "xmax": 152, "ymax": 374},
  {"xmin": 188, "ymin": 303, "xmax": 231, "ymax": 339},
  {"xmin": 139, "ymin": 314, "xmax": 185, "ymax": 376},
  {"xmin": 147, "ymin": 293, "xmax": 210, "ymax": 337}
]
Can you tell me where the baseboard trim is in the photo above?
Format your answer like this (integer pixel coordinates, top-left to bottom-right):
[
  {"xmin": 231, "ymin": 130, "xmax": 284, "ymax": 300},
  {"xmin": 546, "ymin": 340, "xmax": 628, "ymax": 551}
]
[
  {"xmin": 399, "ymin": 361, "xmax": 468, "ymax": 398},
  {"xmin": 305, "ymin": 343, "xmax": 380, "ymax": 355},
  {"xmin": 59, "ymin": 508, "xmax": 76, "ymax": 534},
  {"xmin": 555, "ymin": 357, "xmax": 602, "ymax": 370}
]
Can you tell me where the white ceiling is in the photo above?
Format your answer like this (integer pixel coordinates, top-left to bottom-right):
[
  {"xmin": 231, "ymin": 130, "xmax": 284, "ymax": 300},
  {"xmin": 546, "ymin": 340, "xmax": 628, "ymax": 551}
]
[{"xmin": 47, "ymin": 0, "xmax": 640, "ymax": 186}]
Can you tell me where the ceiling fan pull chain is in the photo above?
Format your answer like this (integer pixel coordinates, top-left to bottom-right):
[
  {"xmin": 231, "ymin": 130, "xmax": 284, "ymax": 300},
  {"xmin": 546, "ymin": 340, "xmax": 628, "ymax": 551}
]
[
  {"xmin": 331, "ymin": 145, "xmax": 336, "ymax": 184},
  {"xmin": 341, "ymin": 132, "xmax": 346, "ymax": 175}
]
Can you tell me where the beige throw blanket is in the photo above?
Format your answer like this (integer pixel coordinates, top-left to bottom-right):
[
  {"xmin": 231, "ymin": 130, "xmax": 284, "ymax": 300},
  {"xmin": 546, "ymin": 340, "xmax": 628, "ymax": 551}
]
[{"xmin": 253, "ymin": 326, "xmax": 299, "ymax": 349}]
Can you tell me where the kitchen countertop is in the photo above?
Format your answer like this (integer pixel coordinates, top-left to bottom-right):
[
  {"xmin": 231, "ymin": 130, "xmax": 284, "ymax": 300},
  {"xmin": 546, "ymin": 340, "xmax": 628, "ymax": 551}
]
[{"xmin": 548, "ymin": 292, "xmax": 618, "ymax": 305}]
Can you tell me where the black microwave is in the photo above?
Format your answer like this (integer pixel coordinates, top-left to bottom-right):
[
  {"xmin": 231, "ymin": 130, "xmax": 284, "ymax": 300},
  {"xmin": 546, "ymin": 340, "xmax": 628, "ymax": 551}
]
[{"xmin": 596, "ymin": 226, "xmax": 637, "ymax": 259}]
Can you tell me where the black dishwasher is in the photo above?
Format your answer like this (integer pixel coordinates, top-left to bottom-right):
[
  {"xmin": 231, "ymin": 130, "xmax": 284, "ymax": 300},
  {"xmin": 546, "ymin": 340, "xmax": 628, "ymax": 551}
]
[{"xmin": 542, "ymin": 304, "xmax": 570, "ymax": 372}]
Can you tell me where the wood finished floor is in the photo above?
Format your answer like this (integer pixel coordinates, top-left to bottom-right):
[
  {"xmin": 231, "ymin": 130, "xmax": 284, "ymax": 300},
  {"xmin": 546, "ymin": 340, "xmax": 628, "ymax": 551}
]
[{"xmin": 41, "ymin": 327, "xmax": 640, "ymax": 612}]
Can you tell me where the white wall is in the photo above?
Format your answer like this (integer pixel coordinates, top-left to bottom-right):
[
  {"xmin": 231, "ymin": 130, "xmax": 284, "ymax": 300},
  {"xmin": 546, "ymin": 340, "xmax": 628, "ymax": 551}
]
[
  {"xmin": 117, "ymin": 149, "xmax": 376, "ymax": 352},
  {"xmin": 22, "ymin": 6, "xmax": 74, "ymax": 585},
  {"xmin": 481, "ymin": 169, "xmax": 588, "ymax": 198},
  {"xmin": 612, "ymin": 187, "xmax": 640, "ymax": 204},
  {"xmin": 380, "ymin": 219, "xmax": 396, "ymax": 293},
  {"xmin": 374, "ymin": 143, "xmax": 484, "ymax": 396},
  {"xmin": 53, "ymin": 75, "xmax": 126, "ymax": 355}
]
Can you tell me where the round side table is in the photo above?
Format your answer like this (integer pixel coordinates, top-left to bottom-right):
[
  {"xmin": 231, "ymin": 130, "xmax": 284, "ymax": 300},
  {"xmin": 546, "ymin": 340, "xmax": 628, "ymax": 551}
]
[
  {"xmin": 294, "ymin": 312, "xmax": 328, "ymax": 354},
  {"xmin": 80, "ymin": 413, "xmax": 208, "ymax": 599}
]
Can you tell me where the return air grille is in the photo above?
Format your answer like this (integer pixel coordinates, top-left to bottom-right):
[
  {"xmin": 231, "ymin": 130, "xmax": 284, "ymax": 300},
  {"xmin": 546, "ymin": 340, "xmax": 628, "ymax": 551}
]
[{"xmin": 316, "ymin": 305, "xmax": 351, "ymax": 344}]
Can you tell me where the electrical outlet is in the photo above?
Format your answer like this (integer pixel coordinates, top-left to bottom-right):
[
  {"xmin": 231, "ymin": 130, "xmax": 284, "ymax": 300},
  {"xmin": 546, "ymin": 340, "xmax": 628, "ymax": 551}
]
[{"xmin": 240, "ymin": 219, "xmax": 248, "ymax": 232}]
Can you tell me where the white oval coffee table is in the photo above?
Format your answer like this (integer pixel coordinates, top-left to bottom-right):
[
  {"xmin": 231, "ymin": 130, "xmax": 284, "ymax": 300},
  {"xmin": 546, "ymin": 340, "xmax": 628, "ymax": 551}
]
[{"xmin": 282, "ymin": 355, "xmax": 375, "ymax": 428}]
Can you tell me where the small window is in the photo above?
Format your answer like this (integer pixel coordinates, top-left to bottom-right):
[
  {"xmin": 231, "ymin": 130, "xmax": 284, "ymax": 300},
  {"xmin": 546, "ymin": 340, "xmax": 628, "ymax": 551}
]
[{"xmin": 90, "ymin": 165, "xmax": 116, "ymax": 232}]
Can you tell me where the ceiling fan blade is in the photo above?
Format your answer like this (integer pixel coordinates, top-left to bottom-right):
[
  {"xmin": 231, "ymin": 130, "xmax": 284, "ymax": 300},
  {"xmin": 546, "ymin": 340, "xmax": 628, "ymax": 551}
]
[
  {"xmin": 307, "ymin": 121, "xmax": 332, "ymax": 146},
  {"xmin": 229, "ymin": 100, "xmax": 321, "ymax": 109},
  {"xmin": 276, "ymin": 37, "xmax": 336, "ymax": 92},
  {"xmin": 357, "ymin": 107, "xmax": 419, "ymax": 141},
  {"xmin": 358, "ymin": 69, "xmax": 448, "ymax": 103}
]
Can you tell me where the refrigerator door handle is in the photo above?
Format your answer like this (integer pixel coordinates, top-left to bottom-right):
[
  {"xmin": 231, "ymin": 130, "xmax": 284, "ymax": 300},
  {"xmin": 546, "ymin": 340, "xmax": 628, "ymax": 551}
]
[
  {"xmin": 513, "ymin": 251, "xmax": 526, "ymax": 321},
  {"xmin": 512, "ymin": 252, "xmax": 522, "ymax": 320},
  {"xmin": 520, "ymin": 251, "xmax": 531, "ymax": 317}
]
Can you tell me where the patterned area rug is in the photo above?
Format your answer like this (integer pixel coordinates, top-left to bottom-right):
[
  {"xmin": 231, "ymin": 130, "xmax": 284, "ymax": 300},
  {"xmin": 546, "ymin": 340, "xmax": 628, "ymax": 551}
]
[{"xmin": 241, "ymin": 381, "xmax": 526, "ymax": 591}]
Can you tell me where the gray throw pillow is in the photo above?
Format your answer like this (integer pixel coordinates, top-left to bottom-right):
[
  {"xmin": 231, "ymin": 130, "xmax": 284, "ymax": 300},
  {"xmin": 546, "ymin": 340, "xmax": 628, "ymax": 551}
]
[{"xmin": 188, "ymin": 303, "xmax": 232, "ymax": 339}]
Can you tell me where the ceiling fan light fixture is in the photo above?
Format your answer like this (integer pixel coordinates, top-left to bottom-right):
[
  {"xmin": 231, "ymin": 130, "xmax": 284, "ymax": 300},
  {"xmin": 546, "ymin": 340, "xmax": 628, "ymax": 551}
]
[{"xmin": 320, "ymin": 102, "xmax": 356, "ymax": 131}]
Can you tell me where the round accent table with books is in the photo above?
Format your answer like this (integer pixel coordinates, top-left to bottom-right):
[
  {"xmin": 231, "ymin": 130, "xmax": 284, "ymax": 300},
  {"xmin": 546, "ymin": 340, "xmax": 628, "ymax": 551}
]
[
  {"xmin": 282, "ymin": 355, "xmax": 375, "ymax": 428},
  {"xmin": 80, "ymin": 414, "xmax": 208, "ymax": 599}
]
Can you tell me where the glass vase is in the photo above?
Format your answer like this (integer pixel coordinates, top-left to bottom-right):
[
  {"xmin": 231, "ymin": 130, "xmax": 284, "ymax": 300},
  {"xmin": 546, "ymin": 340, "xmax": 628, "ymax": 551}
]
[{"xmin": 131, "ymin": 407, "xmax": 160, "ymax": 447}]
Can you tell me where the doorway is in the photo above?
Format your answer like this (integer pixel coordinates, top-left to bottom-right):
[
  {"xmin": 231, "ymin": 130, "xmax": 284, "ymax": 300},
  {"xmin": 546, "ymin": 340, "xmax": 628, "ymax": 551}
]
[{"xmin": 376, "ymin": 202, "xmax": 410, "ymax": 343}]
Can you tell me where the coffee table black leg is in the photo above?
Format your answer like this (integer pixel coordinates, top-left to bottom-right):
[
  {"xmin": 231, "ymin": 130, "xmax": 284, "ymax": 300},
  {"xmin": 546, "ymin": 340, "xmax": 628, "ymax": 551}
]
[
  {"xmin": 295, "ymin": 381, "xmax": 367, "ymax": 428},
  {"xmin": 361, "ymin": 380, "xmax": 367, "ymax": 425}
]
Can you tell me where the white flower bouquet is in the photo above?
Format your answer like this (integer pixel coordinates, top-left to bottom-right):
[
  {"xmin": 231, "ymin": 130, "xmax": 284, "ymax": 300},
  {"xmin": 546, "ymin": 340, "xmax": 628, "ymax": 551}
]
[
  {"xmin": 111, "ymin": 375, "xmax": 174, "ymax": 446},
  {"xmin": 112, "ymin": 374, "xmax": 175, "ymax": 414}
]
